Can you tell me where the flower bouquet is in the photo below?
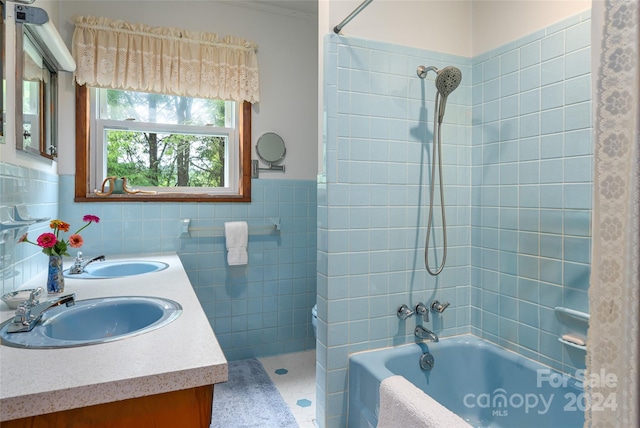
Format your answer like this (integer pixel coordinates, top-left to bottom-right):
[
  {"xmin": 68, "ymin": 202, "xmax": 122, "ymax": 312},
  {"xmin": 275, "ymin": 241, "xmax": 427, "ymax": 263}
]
[{"xmin": 19, "ymin": 215, "xmax": 100, "ymax": 293}]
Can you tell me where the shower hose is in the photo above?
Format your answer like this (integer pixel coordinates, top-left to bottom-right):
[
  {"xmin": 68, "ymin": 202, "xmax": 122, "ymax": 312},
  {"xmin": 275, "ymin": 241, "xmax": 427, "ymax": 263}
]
[{"xmin": 425, "ymin": 91, "xmax": 447, "ymax": 276}]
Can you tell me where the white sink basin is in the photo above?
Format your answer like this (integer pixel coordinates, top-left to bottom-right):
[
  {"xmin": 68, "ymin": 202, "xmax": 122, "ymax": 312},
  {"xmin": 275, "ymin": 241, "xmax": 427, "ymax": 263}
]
[
  {"xmin": 64, "ymin": 260, "xmax": 169, "ymax": 279},
  {"xmin": 0, "ymin": 296, "xmax": 181, "ymax": 348}
]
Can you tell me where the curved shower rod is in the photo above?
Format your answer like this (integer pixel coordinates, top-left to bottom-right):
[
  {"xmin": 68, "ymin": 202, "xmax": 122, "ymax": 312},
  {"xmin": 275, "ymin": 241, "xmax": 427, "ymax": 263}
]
[{"xmin": 333, "ymin": 0, "xmax": 374, "ymax": 34}]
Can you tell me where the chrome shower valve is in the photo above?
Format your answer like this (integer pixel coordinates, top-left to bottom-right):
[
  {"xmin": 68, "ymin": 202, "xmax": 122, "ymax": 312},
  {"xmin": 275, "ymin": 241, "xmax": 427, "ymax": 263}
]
[
  {"xmin": 415, "ymin": 302, "xmax": 429, "ymax": 322},
  {"xmin": 431, "ymin": 300, "xmax": 450, "ymax": 313},
  {"xmin": 396, "ymin": 304, "xmax": 414, "ymax": 320}
]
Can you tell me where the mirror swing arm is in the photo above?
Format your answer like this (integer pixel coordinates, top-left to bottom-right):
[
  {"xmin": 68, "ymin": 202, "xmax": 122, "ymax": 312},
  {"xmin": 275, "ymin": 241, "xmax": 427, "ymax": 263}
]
[{"xmin": 251, "ymin": 159, "xmax": 285, "ymax": 178}]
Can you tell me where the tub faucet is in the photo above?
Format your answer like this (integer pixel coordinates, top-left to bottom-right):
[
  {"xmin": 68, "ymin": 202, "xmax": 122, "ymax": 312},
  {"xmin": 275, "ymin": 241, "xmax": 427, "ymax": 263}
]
[
  {"xmin": 397, "ymin": 304, "xmax": 414, "ymax": 320},
  {"xmin": 415, "ymin": 302, "xmax": 429, "ymax": 322},
  {"xmin": 7, "ymin": 293, "xmax": 76, "ymax": 333},
  {"xmin": 69, "ymin": 251, "xmax": 106, "ymax": 274},
  {"xmin": 431, "ymin": 300, "xmax": 450, "ymax": 313},
  {"xmin": 415, "ymin": 325, "xmax": 439, "ymax": 342}
]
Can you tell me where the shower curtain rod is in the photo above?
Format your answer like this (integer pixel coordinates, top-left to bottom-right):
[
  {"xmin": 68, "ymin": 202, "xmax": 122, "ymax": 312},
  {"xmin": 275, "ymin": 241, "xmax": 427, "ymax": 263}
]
[{"xmin": 333, "ymin": 0, "xmax": 373, "ymax": 34}]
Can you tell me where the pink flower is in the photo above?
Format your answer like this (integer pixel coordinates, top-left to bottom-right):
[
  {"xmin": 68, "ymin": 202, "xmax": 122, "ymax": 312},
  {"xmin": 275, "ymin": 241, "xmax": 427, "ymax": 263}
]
[
  {"xmin": 83, "ymin": 215, "xmax": 100, "ymax": 223},
  {"xmin": 69, "ymin": 234, "xmax": 84, "ymax": 248},
  {"xmin": 19, "ymin": 215, "xmax": 99, "ymax": 257},
  {"xmin": 37, "ymin": 233, "xmax": 58, "ymax": 248}
]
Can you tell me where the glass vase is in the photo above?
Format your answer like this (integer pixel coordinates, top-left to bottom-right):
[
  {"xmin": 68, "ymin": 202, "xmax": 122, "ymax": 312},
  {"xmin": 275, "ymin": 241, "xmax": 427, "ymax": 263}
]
[{"xmin": 47, "ymin": 255, "xmax": 65, "ymax": 294}]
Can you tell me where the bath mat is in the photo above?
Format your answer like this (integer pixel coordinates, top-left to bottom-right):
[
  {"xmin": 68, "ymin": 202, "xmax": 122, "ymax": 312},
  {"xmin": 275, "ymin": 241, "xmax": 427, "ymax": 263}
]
[{"xmin": 210, "ymin": 358, "xmax": 298, "ymax": 428}]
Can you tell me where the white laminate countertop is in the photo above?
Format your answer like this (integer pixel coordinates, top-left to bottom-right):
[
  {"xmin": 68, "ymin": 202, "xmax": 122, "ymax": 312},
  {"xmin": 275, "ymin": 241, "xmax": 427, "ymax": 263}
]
[{"xmin": 0, "ymin": 253, "xmax": 228, "ymax": 422}]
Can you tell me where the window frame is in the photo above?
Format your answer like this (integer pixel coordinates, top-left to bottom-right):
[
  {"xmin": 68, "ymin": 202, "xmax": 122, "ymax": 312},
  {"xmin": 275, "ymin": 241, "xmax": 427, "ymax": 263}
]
[{"xmin": 75, "ymin": 84, "xmax": 252, "ymax": 202}]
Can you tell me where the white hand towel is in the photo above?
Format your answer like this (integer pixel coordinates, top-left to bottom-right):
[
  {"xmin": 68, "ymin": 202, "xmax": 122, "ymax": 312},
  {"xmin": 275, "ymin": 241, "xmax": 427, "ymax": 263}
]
[
  {"xmin": 224, "ymin": 221, "xmax": 248, "ymax": 265},
  {"xmin": 377, "ymin": 375, "xmax": 471, "ymax": 428}
]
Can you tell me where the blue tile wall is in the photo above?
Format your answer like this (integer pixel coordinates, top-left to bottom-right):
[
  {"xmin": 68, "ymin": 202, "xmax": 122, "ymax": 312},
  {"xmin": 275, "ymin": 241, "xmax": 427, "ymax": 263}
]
[
  {"xmin": 319, "ymin": 10, "xmax": 591, "ymax": 428},
  {"xmin": 59, "ymin": 175, "xmax": 317, "ymax": 360},
  {"xmin": 3, "ymin": 164, "xmax": 316, "ymax": 360},
  {"xmin": 0, "ymin": 162, "xmax": 59, "ymax": 295},
  {"xmin": 470, "ymin": 10, "xmax": 592, "ymax": 376},
  {"xmin": 319, "ymin": 34, "xmax": 472, "ymax": 428}
]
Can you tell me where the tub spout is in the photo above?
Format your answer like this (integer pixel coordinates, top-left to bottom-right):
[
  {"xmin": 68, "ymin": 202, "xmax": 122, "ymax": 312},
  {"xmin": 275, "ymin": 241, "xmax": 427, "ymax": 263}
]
[{"xmin": 415, "ymin": 325, "xmax": 439, "ymax": 342}]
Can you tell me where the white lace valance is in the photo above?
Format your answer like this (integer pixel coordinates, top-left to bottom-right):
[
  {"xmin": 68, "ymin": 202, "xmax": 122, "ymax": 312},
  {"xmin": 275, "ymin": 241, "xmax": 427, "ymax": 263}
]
[{"xmin": 72, "ymin": 16, "xmax": 260, "ymax": 103}]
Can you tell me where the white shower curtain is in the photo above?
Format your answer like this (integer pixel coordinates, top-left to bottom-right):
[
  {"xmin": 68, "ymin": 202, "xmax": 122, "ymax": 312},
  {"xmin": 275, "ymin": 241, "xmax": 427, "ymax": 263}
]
[{"xmin": 587, "ymin": 0, "xmax": 639, "ymax": 426}]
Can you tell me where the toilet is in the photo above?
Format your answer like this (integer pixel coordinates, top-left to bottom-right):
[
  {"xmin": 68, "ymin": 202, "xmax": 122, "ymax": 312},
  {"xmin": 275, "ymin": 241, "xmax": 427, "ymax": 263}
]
[{"xmin": 312, "ymin": 304, "xmax": 318, "ymax": 338}]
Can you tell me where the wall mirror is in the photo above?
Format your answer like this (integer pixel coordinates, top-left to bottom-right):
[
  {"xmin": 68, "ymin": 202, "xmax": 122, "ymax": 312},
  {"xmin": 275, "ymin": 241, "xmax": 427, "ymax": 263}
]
[
  {"xmin": 252, "ymin": 132, "xmax": 286, "ymax": 178},
  {"xmin": 14, "ymin": 4, "xmax": 75, "ymax": 158},
  {"xmin": 0, "ymin": 2, "xmax": 5, "ymax": 145},
  {"xmin": 18, "ymin": 32, "xmax": 55, "ymax": 157}
]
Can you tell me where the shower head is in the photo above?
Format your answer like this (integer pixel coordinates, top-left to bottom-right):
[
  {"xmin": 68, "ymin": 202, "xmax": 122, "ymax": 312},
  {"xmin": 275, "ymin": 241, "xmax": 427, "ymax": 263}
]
[
  {"xmin": 416, "ymin": 64, "xmax": 462, "ymax": 123},
  {"xmin": 435, "ymin": 66, "xmax": 462, "ymax": 98},
  {"xmin": 435, "ymin": 66, "xmax": 462, "ymax": 123}
]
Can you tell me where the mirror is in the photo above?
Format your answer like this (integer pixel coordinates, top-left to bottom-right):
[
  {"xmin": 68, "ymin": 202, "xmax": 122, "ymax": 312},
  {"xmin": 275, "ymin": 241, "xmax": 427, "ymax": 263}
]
[
  {"xmin": 0, "ymin": 2, "xmax": 4, "ymax": 145},
  {"xmin": 252, "ymin": 132, "xmax": 286, "ymax": 178},
  {"xmin": 16, "ymin": 28, "xmax": 57, "ymax": 158},
  {"xmin": 256, "ymin": 132, "xmax": 286, "ymax": 166},
  {"xmin": 14, "ymin": 4, "xmax": 75, "ymax": 159}
]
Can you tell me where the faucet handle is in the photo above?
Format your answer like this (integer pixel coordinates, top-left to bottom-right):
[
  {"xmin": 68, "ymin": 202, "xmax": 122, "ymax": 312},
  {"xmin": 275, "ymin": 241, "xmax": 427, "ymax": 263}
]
[
  {"xmin": 431, "ymin": 300, "xmax": 450, "ymax": 313},
  {"xmin": 75, "ymin": 251, "xmax": 83, "ymax": 261},
  {"xmin": 415, "ymin": 302, "xmax": 429, "ymax": 322},
  {"xmin": 13, "ymin": 303, "xmax": 31, "ymax": 325},
  {"xmin": 26, "ymin": 287, "xmax": 43, "ymax": 307},
  {"xmin": 397, "ymin": 304, "xmax": 414, "ymax": 320}
]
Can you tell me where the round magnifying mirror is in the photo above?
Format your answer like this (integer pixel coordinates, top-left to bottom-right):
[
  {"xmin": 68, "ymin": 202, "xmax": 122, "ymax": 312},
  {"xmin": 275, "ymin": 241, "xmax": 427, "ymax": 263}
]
[{"xmin": 256, "ymin": 133, "xmax": 286, "ymax": 166}]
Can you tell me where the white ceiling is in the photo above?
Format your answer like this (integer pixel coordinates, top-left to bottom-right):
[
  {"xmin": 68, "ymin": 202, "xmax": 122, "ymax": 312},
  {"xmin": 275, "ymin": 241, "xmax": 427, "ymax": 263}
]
[
  {"xmin": 223, "ymin": 0, "xmax": 317, "ymax": 18},
  {"xmin": 259, "ymin": 1, "xmax": 317, "ymax": 15}
]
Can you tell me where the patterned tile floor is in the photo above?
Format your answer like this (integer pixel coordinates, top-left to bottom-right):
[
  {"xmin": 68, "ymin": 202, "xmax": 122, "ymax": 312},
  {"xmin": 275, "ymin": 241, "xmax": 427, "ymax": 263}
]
[{"xmin": 259, "ymin": 350, "xmax": 317, "ymax": 428}]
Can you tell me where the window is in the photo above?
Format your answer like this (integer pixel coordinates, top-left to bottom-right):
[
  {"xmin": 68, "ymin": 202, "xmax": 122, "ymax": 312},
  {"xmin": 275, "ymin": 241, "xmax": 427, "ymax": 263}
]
[
  {"xmin": 75, "ymin": 84, "xmax": 252, "ymax": 202},
  {"xmin": 72, "ymin": 16, "xmax": 257, "ymax": 202},
  {"xmin": 96, "ymin": 88, "xmax": 237, "ymax": 192}
]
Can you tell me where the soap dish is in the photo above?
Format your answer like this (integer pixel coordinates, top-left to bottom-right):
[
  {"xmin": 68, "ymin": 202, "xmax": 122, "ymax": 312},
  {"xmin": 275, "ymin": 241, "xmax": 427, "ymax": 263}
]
[
  {"xmin": 558, "ymin": 337, "xmax": 586, "ymax": 351},
  {"xmin": 1, "ymin": 289, "xmax": 39, "ymax": 309}
]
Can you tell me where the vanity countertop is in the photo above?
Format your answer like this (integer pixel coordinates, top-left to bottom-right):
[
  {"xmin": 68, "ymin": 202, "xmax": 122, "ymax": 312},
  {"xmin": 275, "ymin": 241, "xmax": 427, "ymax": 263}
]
[{"xmin": 0, "ymin": 253, "xmax": 227, "ymax": 422}]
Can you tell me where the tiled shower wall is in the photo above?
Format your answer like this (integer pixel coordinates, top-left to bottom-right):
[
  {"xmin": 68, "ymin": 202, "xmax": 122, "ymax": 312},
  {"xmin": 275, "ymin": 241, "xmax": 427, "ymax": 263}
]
[
  {"xmin": 56, "ymin": 176, "xmax": 318, "ymax": 360},
  {"xmin": 318, "ymin": 10, "xmax": 592, "ymax": 428},
  {"xmin": 317, "ymin": 34, "xmax": 472, "ymax": 427},
  {"xmin": 470, "ymin": 11, "xmax": 592, "ymax": 376},
  {"xmin": 0, "ymin": 162, "xmax": 59, "ymax": 295}
]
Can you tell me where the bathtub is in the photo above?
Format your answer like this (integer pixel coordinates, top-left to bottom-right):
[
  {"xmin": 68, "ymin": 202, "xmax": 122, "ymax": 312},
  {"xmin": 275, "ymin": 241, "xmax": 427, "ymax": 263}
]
[{"xmin": 348, "ymin": 335, "xmax": 585, "ymax": 428}]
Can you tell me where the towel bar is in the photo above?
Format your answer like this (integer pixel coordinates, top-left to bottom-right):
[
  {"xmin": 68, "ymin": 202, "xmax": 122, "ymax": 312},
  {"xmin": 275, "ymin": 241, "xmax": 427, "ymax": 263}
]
[{"xmin": 179, "ymin": 218, "xmax": 280, "ymax": 238}]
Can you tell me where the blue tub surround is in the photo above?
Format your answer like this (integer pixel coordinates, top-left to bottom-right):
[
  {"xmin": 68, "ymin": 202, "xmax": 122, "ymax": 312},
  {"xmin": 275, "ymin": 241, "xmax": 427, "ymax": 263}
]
[
  {"xmin": 319, "ymin": 10, "xmax": 591, "ymax": 426},
  {"xmin": 348, "ymin": 335, "xmax": 584, "ymax": 428},
  {"xmin": 0, "ymin": 253, "xmax": 227, "ymax": 422},
  {"xmin": 470, "ymin": 10, "xmax": 592, "ymax": 377}
]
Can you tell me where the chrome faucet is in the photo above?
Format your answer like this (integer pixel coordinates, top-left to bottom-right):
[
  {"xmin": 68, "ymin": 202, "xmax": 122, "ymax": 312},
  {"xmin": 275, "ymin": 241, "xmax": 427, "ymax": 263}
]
[
  {"xmin": 7, "ymin": 293, "xmax": 76, "ymax": 333},
  {"xmin": 415, "ymin": 302, "xmax": 429, "ymax": 322},
  {"xmin": 25, "ymin": 287, "xmax": 43, "ymax": 307},
  {"xmin": 68, "ymin": 251, "xmax": 106, "ymax": 274},
  {"xmin": 415, "ymin": 325, "xmax": 439, "ymax": 342},
  {"xmin": 431, "ymin": 300, "xmax": 450, "ymax": 313},
  {"xmin": 397, "ymin": 304, "xmax": 414, "ymax": 320}
]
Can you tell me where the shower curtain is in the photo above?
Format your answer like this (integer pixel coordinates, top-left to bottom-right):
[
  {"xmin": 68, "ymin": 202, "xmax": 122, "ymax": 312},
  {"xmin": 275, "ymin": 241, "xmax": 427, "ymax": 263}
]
[{"xmin": 587, "ymin": 0, "xmax": 639, "ymax": 426}]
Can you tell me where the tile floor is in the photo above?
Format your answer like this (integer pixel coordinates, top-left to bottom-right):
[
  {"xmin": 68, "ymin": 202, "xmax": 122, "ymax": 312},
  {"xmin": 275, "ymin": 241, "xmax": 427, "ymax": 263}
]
[{"xmin": 259, "ymin": 350, "xmax": 317, "ymax": 428}]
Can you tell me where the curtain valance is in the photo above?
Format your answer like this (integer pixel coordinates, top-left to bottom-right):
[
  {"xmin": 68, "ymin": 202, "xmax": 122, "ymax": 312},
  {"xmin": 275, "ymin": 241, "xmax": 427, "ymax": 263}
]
[{"xmin": 72, "ymin": 16, "xmax": 260, "ymax": 103}]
